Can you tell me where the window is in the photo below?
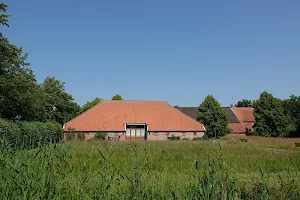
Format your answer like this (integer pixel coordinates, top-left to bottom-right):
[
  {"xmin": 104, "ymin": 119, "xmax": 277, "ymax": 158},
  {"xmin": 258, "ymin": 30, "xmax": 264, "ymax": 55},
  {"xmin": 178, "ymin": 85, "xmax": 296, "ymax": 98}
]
[
  {"xmin": 126, "ymin": 129, "xmax": 130, "ymax": 137},
  {"xmin": 136, "ymin": 129, "xmax": 141, "ymax": 137},
  {"xmin": 141, "ymin": 129, "xmax": 145, "ymax": 137},
  {"xmin": 182, "ymin": 132, "xmax": 186, "ymax": 136},
  {"xmin": 154, "ymin": 132, "xmax": 158, "ymax": 136},
  {"xmin": 194, "ymin": 132, "xmax": 197, "ymax": 136}
]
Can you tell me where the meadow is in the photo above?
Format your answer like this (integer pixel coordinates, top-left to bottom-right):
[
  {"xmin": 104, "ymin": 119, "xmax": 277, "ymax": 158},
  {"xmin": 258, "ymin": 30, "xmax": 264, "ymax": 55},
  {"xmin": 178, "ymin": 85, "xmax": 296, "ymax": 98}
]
[{"xmin": 1, "ymin": 136, "xmax": 300, "ymax": 199}]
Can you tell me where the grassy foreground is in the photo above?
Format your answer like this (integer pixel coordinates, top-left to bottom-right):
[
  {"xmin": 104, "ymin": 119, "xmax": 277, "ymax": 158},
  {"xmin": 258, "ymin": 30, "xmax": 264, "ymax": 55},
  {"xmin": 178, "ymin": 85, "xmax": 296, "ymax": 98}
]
[{"xmin": 1, "ymin": 137, "xmax": 300, "ymax": 199}]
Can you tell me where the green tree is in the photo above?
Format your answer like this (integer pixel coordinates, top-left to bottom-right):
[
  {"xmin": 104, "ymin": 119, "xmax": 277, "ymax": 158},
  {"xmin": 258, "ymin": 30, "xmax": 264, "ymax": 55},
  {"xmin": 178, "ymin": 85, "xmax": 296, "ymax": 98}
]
[
  {"xmin": 253, "ymin": 91, "xmax": 289, "ymax": 137},
  {"xmin": 0, "ymin": 3, "xmax": 40, "ymax": 121},
  {"xmin": 112, "ymin": 94, "xmax": 123, "ymax": 100},
  {"xmin": 0, "ymin": 3, "xmax": 9, "ymax": 28},
  {"xmin": 78, "ymin": 97, "xmax": 102, "ymax": 114},
  {"xmin": 235, "ymin": 99, "xmax": 253, "ymax": 107},
  {"xmin": 40, "ymin": 77, "xmax": 80, "ymax": 125},
  {"xmin": 283, "ymin": 95, "xmax": 300, "ymax": 137},
  {"xmin": 0, "ymin": 3, "xmax": 79, "ymax": 124},
  {"xmin": 197, "ymin": 95, "xmax": 230, "ymax": 138},
  {"xmin": 174, "ymin": 105, "xmax": 180, "ymax": 109}
]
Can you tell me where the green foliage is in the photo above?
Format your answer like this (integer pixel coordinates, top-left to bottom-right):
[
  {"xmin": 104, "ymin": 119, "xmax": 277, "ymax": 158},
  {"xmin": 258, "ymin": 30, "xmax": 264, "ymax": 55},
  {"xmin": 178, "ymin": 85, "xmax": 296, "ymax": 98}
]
[
  {"xmin": 0, "ymin": 2, "xmax": 9, "ymax": 27},
  {"xmin": 167, "ymin": 135, "xmax": 180, "ymax": 140},
  {"xmin": 78, "ymin": 97, "xmax": 102, "ymax": 115},
  {"xmin": 111, "ymin": 94, "xmax": 123, "ymax": 100},
  {"xmin": 39, "ymin": 77, "xmax": 80, "ymax": 125},
  {"xmin": 235, "ymin": 99, "xmax": 253, "ymax": 107},
  {"xmin": 174, "ymin": 105, "xmax": 179, "ymax": 109},
  {"xmin": 0, "ymin": 4, "xmax": 79, "ymax": 124},
  {"xmin": 94, "ymin": 132, "xmax": 107, "ymax": 140},
  {"xmin": 197, "ymin": 95, "xmax": 230, "ymax": 138},
  {"xmin": 283, "ymin": 95, "xmax": 300, "ymax": 137},
  {"xmin": 193, "ymin": 134, "xmax": 209, "ymax": 141},
  {"xmin": 253, "ymin": 91, "xmax": 289, "ymax": 137},
  {"xmin": 0, "ymin": 118, "xmax": 21, "ymax": 150},
  {"xmin": 77, "ymin": 132, "xmax": 85, "ymax": 141},
  {"xmin": 65, "ymin": 128, "xmax": 76, "ymax": 140},
  {"xmin": 0, "ymin": 118, "xmax": 63, "ymax": 150}
]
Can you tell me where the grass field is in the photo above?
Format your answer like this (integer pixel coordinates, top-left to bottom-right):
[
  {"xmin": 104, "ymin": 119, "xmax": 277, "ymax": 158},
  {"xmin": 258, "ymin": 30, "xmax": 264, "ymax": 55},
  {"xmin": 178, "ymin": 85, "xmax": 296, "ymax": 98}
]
[{"xmin": 1, "ymin": 136, "xmax": 300, "ymax": 199}]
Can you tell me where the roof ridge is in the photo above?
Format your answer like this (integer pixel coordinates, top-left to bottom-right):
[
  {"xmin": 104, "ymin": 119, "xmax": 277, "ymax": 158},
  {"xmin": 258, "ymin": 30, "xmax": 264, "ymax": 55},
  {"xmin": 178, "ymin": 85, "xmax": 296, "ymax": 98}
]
[
  {"xmin": 63, "ymin": 101, "xmax": 103, "ymax": 127},
  {"xmin": 167, "ymin": 103, "xmax": 206, "ymax": 131},
  {"xmin": 102, "ymin": 100, "xmax": 167, "ymax": 102}
]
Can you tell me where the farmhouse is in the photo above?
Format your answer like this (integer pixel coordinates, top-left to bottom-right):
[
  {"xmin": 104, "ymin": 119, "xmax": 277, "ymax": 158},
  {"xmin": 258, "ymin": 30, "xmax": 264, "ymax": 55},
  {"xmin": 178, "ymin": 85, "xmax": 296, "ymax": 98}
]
[
  {"xmin": 178, "ymin": 107, "xmax": 255, "ymax": 134},
  {"xmin": 64, "ymin": 100, "xmax": 206, "ymax": 140}
]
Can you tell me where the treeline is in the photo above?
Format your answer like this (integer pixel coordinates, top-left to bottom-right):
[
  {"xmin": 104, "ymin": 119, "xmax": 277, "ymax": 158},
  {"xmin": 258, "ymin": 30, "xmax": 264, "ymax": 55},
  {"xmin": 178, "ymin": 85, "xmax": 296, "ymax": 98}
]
[
  {"xmin": 252, "ymin": 92, "xmax": 300, "ymax": 137},
  {"xmin": 196, "ymin": 92, "xmax": 300, "ymax": 138},
  {"xmin": 0, "ymin": 3, "xmax": 77, "ymax": 149}
]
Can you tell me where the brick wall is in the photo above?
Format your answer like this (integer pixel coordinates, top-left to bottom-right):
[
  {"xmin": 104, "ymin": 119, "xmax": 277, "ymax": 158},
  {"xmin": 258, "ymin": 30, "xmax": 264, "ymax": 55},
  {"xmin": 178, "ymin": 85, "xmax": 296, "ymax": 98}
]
[
  {"xmin": 147, "ymin": 131, "xmax": 204, "ymax": 140},
  {"xmin": 64, "ymin": 131, "xmax": 205, "ymax": 141},
  {"xmin": 64, "ymin": 132, "xmax": 126, "ymax": 141}
]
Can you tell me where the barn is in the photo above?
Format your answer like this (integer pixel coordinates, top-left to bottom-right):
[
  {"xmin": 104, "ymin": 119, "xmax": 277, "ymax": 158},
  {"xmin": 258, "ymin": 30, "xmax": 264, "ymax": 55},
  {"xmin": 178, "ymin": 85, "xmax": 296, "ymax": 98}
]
[{"xmin": 64, "ymin": 100, "xmax": 206, "ymax": 140}]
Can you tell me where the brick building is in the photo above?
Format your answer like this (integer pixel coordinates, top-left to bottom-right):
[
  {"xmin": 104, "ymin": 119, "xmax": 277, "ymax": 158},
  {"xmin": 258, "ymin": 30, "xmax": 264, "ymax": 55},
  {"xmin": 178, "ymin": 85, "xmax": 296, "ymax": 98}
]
[{"xmin": 64, "ymin": 100, "xmax": 206, "ymax": 140}]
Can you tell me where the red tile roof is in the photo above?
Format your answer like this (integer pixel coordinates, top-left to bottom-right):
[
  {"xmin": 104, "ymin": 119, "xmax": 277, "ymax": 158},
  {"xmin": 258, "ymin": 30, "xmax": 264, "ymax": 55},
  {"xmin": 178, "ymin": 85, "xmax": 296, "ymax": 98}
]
[
  {"xmin": 64, "ymin": 100, "xmax": 206, "ymax": 132},
  {"xmin": 229, "ymin": 107, "xmax": 255, "ymax": 133},
  {"xmin": 231, "ymin": 107, "xmax": 255, "ymax": 122},
  {"xmin": 228, "ymin": 123, "xmax": 246, "ymax": 134}
]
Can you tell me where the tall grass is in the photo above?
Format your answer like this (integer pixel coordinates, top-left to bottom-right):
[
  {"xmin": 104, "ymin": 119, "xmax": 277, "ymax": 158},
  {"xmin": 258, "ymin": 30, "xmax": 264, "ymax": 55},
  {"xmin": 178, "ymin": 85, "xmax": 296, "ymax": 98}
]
[{"xmin": 0, "ymin": 138, "xmax": 300, "ymax": 199}]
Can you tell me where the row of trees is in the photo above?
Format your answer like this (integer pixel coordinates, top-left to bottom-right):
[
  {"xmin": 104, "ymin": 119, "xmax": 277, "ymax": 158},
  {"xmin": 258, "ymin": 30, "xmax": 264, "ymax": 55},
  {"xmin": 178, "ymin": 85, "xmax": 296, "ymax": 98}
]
[
  {"xmin": 0, "ymin": 3, "xmax": 123, "ymax": 125},
  {"xmin": 196, "ymin": 92, "xmax": 300, "ymax": 138}
]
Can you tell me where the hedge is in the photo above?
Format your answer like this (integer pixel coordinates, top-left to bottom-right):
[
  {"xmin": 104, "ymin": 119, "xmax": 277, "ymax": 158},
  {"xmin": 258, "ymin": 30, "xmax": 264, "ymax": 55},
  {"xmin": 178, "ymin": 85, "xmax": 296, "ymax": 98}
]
[{"xmin": 0, "ymin": 119, "xmax": 63, "ymax": 150}]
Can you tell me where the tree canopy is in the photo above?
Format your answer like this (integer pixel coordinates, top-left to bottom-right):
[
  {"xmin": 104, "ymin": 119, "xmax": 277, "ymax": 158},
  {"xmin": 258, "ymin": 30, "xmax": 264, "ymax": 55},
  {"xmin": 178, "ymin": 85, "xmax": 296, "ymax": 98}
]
[
  {"xmin": 197, "ymin": 95, "xmax": 230, "ymax": 138},
  {"xmin": 235, "ymin": 99, "xmax": 253, "ymax": 107},
  {"xmin": 253, "ymin": 91, "xmax": 289, "ymax": 137},
  {"xmin": 112, "ymin": 94, "xmax": 123, "ymax": 100},
  {"xmin": 283, "ymin": 95, "xmax": 300, "ymax": 137},
  {"xmin": 0, "ymin": 3, "xmax": 9, "ymax": 27}
]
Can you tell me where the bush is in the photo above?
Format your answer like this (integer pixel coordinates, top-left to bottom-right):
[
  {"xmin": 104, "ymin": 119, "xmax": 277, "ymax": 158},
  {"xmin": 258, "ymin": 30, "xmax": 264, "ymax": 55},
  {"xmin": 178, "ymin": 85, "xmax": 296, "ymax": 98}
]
[
  {"xmin": 65, "ymin": 128, "xmax": 76, "ymax": 140},
  {"xmin": 167, "ymin": 135, "xmax": 180, "ymax": 140},
  {"xmin": 94, "ymin": 132, "xmax": 107, "ymax": 140},
  {"xmin": 77, "ymin": 132, "xmax": 85, "ymax": 141},
  {"xmin": 0, "ymin": 119, "xmax": 63, "ymax": 150},
  {"xmin": 182, "ymin": 138, "xmax": 190, "ymax": 140},
  {"xmin": 0, "ymin": 119, "xmax": 21, "ymax": 150},
  {"xmin": 193, "ymin": 134, "xmax": 209, "ymax": 141}
]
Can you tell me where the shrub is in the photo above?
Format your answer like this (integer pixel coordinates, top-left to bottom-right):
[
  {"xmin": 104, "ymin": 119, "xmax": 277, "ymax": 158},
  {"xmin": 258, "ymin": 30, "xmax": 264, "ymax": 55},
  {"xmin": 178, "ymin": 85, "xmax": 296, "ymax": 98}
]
[
  {"xmin": 167, "ymin": 135, "xmax": 180, "ymax": 140},
  {"xmin": 0, "ymin": 119, "xmax": 63, "ymax": 150},
  {"xmin": 182, "ymin": 138, "xmax": 190, "ymax": 140},
  {"xmin": 0, "ymin": 119, "xmax": 21, "ymax": 150},
  {"xmin": 94, "ymin": 132, "xmax": 107, "ymax": 140},
  {"xmin": 77, "ymin": 132, "xmax": 85, "ymax": 141},
  {"xmin": 66, "ymin": 128, "xmax": 76, "ymax": 140},
  {"xmin": 193, "ymin": 134, "xmax": 209, "ymax": 141}
]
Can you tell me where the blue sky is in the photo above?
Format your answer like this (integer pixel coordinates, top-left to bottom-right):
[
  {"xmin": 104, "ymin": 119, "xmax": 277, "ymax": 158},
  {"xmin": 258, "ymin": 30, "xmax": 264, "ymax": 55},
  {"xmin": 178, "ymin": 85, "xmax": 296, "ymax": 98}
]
[{"xmin": 3, "ymin": 0, "xmax": 300, "ymax": 106}]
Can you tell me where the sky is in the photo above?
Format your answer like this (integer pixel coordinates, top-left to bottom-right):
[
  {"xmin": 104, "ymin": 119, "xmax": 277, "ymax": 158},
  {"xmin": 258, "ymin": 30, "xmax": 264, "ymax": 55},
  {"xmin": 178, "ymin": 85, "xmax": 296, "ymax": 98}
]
[{"xmin": 2, "ymin": 0, "xmax": 300, "ymax": 106}]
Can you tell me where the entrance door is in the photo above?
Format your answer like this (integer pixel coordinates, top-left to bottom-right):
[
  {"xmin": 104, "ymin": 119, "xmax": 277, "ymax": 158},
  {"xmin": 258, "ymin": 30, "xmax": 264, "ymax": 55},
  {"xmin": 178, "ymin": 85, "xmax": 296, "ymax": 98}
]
[
  {"xmin": 126, "ymin": 124, "xmax": 146, "ymax": 140},
  {"xmin": 126, "ymin": 128, "xmax": 142, "ymax": 140}
]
